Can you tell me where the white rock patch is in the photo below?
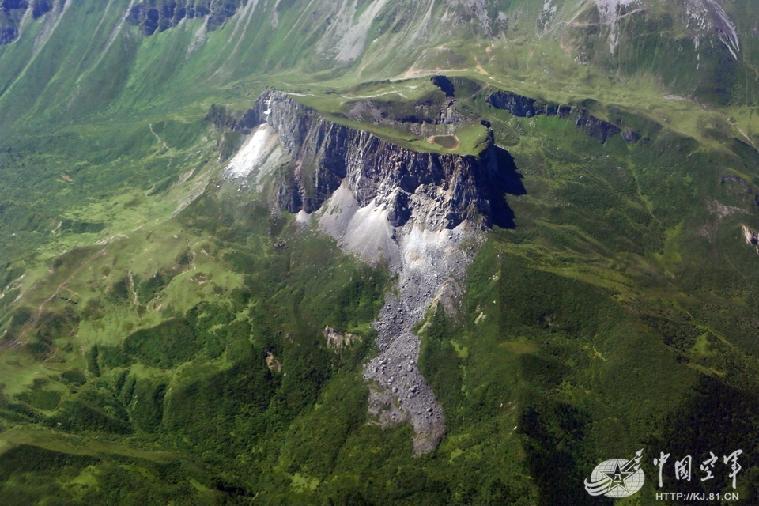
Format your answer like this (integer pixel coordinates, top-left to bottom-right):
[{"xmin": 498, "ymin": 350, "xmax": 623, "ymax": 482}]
[
  {"xmin": 687, "ymin": 0, "xmax": 740, "ymax": 61},
  {"xmin": 227, "ymin": 125, "xmax": 274, "ymax": 178},
  {"xmin": 594, "ymin": 0, "xmax": 641, "ymax": 54},
  {"xmin": 320, "ymin": 0, "xmax": 390, "ymax": 63},
  {"xmin": 295, "ymin": 209, "xmax": 312, "ymax": 226},
  {"xmin": 318, "ymin": 183, "xmax": 400, "ymax": 267}
]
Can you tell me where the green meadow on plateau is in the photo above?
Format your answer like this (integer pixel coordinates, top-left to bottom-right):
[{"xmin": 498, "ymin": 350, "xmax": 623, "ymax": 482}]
[{"xmin": 0, "ymin": 0, "xmax": 757, "ymax": 504}]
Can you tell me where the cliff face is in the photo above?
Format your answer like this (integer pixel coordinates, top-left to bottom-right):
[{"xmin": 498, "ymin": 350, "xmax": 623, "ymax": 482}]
[
  {"xmin": 487, "ymin": 90, "xmax": 639, "ymax": 144},
  {"xmin": 127, "ymin": 0, "xmax": 246, "ymax": 35},
  {"xmin": 224, "ymin": 90, "xmax": 524, "ymax": 455},
  {"xmin": 0, "ymin": 0, "xmax": 55, "ymax": 45},
  {"xmin": 244, "ymin": 91, "xmax": 520, "ymax": 230}
]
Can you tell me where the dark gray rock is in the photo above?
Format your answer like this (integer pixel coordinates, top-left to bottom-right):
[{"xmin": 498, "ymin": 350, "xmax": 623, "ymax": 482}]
[
  {"xmin": 574, "ymin": 109, "xmax": 621, "ymax": 143},
  {"xmin": 31, "ymin": 0, "xmax": 52, "ymax": 18},
  {"xmin": 0, "ymin": 0, "xmax": 57, "ymax": 45},
  {"xmin": 127, "ymin": 0, "xmax": 244, "ymax": 36},
  {"xmin": 431, "ymin": 75, "xmax": 456, "ymax": 97},
  {"xmin": 249, "ymin": 91, "xmax": 524, "ymax": 227},
  {"xmin": 487, "ymin": 90, "xmax": 637, "ymax": 144}
]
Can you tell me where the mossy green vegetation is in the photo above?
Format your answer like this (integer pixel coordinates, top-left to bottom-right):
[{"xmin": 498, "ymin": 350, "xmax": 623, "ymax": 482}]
[
  {"xmin": 1, "ymin": 88, "xmax": 758, "ymax": 501},
  {"xmin": 0, "ymin": 176, "xmax": 402, "ymax": 502}
]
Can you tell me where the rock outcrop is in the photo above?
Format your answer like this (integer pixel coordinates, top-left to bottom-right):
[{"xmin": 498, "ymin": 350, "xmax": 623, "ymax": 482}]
[
  {"xmin": 345, "ymin": 96, "xmax": 462, "ymax": 139},
  {"xmin": 323, "ymin": 327, "xmax": 360, "ymax": 350},
  {"xmin": 224, "ymin": 90, "xmax": 524, "ymax": 455},
  {"xmin": 344, "ymin": 76, "xmax": 465, "ymax": 138},
  {"xmin": 244, "ymin": 91, "xmax": 520, "ymax": 231},
  {"xmin": 487, "ymin": 90, "xmax": 638, "ymax": 143},
  {"xmin": 127, "ymin": 0, "xmax": 245, "ymax": 35},
  {"xmin": 0, "ymin": 0, "xmax": 55, "ymax": 45},
  {"xmin": 742, "ymin": 225, "xmax": 759, "ymax": 254}
]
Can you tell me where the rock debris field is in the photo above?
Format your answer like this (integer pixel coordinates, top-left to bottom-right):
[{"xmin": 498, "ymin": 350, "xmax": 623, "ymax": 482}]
[{"xmin": 364, "ymin": 224, "xmax": 477, "ymax": 455}]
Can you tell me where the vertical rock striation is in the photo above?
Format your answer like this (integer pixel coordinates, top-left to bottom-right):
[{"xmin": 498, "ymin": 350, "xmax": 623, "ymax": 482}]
[
  {"xmin": 127, "ymin": 0, "xmax": 247, "ymax": 35},
  {"xmin": 244, "ymin": 91, "xmax": 518, "ymax": 231}
]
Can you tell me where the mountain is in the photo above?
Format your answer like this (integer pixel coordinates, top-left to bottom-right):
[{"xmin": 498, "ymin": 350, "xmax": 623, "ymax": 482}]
[
  {"xmin": 0, "ymin": 1, "xmax": 758, "ymax": 504},
  {"xmin": 1, "ymin": 0, "xmax": 756, "ymax": 130}
]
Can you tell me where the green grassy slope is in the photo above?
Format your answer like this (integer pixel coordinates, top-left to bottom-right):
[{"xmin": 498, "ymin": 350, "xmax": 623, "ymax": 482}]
[
  {"xmin": 1, "ymin": 1, "xmax": 756, "ymax": 135},
  {"xmin": 1, "ymin": 89, "xmax": 757, "ymax": 503}
]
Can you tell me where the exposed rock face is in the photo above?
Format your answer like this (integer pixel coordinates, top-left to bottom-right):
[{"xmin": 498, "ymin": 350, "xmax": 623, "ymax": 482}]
[
  {"xmin": 246, "ymin": 91, "xmax": 519, "ymax": 231},
  {"xmin": 686, "ymin": 0, "xmax": 741, "ymax": 61},
  {"xmin": 0, "ymin": 19, "xmax": 20, "ymax": 45},
  {"xmin": 0, "ymin": 0, "xmax": 55, "ymax": 45},
  {"xmin": 323, "ymin": 327, "xmax": 360, "ymax": 350},
  {"xmin": 565, "ymin": 0, "xmax": 746, "ymax": 104},
  {"xmin": 742, "ymin": 225, "xmax": 759, "ymax": 254},
  {"xmin": 265, "ymin": 351, "xmax": 282, "ymax": 373},
  {"xmin": 225, "ymin": 90, "xmax": 524, "ymax": 455},
  {"xmin": 487, "ymin": 90, "xmax": 637, "ymax": 144},
  {"xmin": 537, "ymin": 0, "xmax": 558, "ymax": 32},
  {"xmin": 345, "ymin": 96, "xmax": 463, "ymax": 139},
  {"xmin": 593, "ymin": 0, "xmax": 642, "ymax": 54},
  {"xmin": 580, "ymin": 0, "xmax": 741, "ymax": 61},
  {"xmin": 127, "ymin": 0, "xmax": 246, "ymax": 35},
  {"xmin": 349, "ymin": 75, "xmax": 463, "ymax": 137},
  {"xmin": 442, "ymin": 0, "xmax": 508, "ymax": 37},
  {"xmin": 574, "ymin": 110, "xmax": 621, "ymax": 144},
  {"xmin": 488, "ymin": 90, "xmax": 571, "ymax": 118},
  {"xmin": 30, "ymin": 0, "xmax": 51, "ymax": 18}
]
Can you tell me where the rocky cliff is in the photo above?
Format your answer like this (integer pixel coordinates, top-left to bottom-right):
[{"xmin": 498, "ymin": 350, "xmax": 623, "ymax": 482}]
[
  {"xmin": 0, "ymin": 0, "xmax": 55, "ymax": 44},
  {"xmin": 127, "ymin": 0, "xmax": 246, "ymax": 35},
  {"xmin": 242, "ymin": 91, "xmax": 520, "ymax": 231},
  {"xmin": 224, "ymin": 90, "xmax": 524, "ymax": 454},
  {"xmin": 487, "ymin": 90, "xmax": 640, "ymax": 143}
]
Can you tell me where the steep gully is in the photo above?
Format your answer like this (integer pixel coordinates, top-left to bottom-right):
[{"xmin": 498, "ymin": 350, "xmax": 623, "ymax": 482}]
[{"xmin": 222, "ymin": 91, "xmax": 525, "ymax": 455}]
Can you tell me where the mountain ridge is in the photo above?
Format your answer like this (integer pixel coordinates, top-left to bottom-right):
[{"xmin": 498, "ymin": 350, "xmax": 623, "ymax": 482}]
[
  {"xmin": 218, "ymin": 89, "xmax": 526, "ymax": 454},
  {"xmin": 0, "ymin": 0, "xmax": 756, "ymax": 139}
]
